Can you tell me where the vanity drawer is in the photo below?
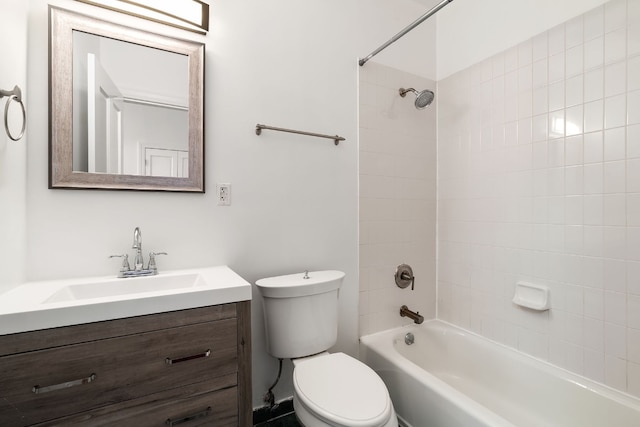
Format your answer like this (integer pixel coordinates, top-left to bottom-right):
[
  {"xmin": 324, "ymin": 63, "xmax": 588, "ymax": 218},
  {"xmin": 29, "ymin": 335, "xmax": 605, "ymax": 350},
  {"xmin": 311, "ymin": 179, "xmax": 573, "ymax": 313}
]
[
  {"xmin": 0, "ymin": 318, "xmax": 238, "ymax": 426},
  {"xmin": 0, "ymin": 304, "xmax": 237, "ymax": 357},
  {"xmin": 33, "ymin": 374, "xmax": 239, "ymax": 427}
]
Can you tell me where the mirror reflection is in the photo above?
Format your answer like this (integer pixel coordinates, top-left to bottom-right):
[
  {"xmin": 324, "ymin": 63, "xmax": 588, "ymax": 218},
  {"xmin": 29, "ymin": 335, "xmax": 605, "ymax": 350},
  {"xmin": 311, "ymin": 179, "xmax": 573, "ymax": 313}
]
[{"xmin": 72, "ymin": 31, "xmax": 189, "ymax": 178}]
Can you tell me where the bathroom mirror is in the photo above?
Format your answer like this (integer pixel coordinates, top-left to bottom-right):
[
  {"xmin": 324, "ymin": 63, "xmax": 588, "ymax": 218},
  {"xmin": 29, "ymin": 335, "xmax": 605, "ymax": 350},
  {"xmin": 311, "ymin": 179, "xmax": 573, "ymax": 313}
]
[{"xmin": 49, "ymin": 6, "xmax": 205, "ymax": 192}]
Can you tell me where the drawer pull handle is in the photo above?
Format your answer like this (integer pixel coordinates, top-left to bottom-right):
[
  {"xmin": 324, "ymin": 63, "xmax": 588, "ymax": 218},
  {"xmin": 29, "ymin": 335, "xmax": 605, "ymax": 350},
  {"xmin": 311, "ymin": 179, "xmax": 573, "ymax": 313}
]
[
  {"xmin": 32, "ymin": 373, "xmax": 96, "ymax": 394},
  {"xmin": 165, "ymin": 349, "xmax": 211, "ymax": 365},
  {"xmin": 165, "ymin": 406, "xmax": 212, "ymax": 426}
]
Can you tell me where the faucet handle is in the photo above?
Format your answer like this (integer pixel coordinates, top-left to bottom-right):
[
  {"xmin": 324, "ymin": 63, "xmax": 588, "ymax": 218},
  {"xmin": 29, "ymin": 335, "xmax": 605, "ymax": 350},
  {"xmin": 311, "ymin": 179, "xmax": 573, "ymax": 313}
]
[
  {"xmin": 148, "ymin": 252, "xmax": 167, "ymax": 273},
  {"xmin": 109, "ymin": 254, "xmax": 131, "ymax": 277}
]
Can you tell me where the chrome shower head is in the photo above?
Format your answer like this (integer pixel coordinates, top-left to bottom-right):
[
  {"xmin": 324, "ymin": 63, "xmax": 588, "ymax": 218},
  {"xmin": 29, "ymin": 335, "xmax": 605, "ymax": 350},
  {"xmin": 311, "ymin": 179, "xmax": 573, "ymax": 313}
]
[{"xmin": 399, "ymin": 87, "xmax": 435, "ymax": 109}]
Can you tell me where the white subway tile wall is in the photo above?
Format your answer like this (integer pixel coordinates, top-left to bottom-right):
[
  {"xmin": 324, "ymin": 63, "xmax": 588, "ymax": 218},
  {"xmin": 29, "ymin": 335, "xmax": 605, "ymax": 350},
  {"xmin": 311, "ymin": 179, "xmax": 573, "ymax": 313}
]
[
  {"xmin": 358, "ymin": 62, "xmax": 437, "ymax": 336},
  {"xmin": 438, "ymin": 0, "xmax": 640, "ymax": 397}
]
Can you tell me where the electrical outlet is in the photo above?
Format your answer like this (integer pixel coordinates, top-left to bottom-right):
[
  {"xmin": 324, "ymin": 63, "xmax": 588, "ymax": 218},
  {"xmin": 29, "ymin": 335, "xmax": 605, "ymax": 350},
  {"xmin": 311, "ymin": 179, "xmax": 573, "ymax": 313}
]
[{"xmin": 217, "ymin": 183, "xmax": 231, "ymax": 206}]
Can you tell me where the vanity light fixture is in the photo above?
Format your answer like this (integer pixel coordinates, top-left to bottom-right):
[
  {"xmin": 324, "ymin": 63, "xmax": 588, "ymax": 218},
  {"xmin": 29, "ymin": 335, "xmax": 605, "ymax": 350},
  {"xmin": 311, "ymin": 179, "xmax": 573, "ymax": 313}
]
[{"xmin": 75, "ymin": 0, "xmax": 209, "ymax": 34}]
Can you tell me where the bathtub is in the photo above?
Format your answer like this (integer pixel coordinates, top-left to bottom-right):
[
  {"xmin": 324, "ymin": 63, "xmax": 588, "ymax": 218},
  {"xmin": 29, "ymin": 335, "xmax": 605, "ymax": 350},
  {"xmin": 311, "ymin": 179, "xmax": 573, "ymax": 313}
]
[{"xmin": 360, "ymin": 320, "xmax": 640, "ymax": 427}]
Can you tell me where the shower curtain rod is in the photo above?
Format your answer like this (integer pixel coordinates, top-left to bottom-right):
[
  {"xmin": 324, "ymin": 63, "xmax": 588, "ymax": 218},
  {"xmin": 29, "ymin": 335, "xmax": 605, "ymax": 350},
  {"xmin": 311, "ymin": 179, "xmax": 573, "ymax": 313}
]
[{"xmin": 359, "ymin": 0, "xmax": 454, "ymax": 67}]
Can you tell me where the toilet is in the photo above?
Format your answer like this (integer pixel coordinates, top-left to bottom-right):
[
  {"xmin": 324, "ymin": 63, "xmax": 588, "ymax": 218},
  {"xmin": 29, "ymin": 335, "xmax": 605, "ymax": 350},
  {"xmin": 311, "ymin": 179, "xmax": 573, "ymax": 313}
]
[{"xmin": 256, "ymin": 270, "xmax": 398, "ymax": 427}]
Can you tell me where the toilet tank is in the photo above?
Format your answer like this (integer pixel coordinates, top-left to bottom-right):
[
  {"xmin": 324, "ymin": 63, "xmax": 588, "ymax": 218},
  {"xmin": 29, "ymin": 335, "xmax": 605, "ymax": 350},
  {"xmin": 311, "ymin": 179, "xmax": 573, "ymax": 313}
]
[{"xmin": 255, "ymin": 270, "xmax": 345, "ymax": 359}]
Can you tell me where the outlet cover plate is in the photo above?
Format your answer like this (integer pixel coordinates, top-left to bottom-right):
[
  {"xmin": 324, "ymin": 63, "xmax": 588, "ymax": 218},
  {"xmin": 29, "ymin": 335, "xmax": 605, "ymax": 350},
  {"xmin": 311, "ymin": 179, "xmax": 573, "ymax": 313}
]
[{"xmin": 217, "ymin": 183, "xmax": 231, "ymax": 206}]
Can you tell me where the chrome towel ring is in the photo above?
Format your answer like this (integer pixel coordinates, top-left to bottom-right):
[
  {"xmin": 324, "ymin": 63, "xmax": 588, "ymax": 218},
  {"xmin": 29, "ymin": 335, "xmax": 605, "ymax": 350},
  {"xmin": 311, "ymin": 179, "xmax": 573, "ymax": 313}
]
[{"xmin": 0, "ymin": 85, "xmax": 26, "ymax": 141}]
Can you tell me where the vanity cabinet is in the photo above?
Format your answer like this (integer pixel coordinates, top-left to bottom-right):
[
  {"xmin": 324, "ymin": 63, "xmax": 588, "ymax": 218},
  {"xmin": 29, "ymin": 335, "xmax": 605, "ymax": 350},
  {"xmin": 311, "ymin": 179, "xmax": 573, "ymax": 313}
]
[{"xmin": 0, "ymin": 301, "xmax": 251, "ymax": 427}]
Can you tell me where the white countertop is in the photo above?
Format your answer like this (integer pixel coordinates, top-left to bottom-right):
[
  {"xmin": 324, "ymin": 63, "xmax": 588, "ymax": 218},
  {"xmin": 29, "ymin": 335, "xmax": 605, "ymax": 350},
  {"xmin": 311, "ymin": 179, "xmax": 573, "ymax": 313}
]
[{"xmin": 0, "ymin": 265, "xmax": 252, "ymax": 335}]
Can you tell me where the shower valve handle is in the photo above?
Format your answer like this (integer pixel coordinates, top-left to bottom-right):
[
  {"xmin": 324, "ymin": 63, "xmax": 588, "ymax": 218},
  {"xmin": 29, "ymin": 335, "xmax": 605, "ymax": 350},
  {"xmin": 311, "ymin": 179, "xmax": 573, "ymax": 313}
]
[
  {"xmin": 401, "ymin": 272, "xmax": 415, "ymax": 290},
  {"xmin": 395, "ymin": 264, "xmax": 415, "ymax": 290}
]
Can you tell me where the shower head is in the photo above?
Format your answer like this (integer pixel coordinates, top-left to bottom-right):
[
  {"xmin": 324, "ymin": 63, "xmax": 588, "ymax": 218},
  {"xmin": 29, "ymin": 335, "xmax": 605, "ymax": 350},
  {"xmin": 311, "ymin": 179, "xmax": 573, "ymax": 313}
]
[{"xmin": 399, "ymin": 87, "xmax": 435, "ymax": 109}]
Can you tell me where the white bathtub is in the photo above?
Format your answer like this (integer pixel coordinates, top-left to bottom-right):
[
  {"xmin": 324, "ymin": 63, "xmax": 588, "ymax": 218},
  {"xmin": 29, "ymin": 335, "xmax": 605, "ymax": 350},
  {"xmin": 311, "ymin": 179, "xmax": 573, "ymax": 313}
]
[{"xmin": 360, "ymin": 320, "xmax": 640, "ymax": 427}]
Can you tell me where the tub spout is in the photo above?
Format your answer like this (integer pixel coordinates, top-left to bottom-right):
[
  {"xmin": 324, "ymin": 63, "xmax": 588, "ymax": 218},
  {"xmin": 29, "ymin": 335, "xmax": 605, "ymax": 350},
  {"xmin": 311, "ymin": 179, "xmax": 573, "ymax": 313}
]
[{"xmin": 400, "ymin": 305, "xmax": 424, "ymax": 324}]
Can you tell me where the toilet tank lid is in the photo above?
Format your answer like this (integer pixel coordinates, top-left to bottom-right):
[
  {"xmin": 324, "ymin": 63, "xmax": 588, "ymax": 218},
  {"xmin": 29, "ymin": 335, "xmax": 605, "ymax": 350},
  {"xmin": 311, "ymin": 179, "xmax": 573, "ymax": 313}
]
[{"xmin": 255, "ymin": 270, "xmax": 345, "ymax": 298}]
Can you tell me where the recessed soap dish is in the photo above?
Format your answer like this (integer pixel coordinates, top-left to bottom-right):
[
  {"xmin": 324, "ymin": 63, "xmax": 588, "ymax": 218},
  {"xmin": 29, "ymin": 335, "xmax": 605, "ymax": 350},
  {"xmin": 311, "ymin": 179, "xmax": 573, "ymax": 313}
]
[{"xmin": 512, "ymin": 281, "xmax": 550, "ymax": 311}]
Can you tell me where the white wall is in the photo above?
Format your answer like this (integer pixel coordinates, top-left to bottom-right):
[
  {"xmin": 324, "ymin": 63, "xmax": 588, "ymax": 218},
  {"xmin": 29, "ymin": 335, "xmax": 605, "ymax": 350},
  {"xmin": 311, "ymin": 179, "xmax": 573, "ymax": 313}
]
[
  {"xmin": 4, "ymin": 0, "xmax": 436, "ymax": 411},
  {"xmin": 438, "ymin": 0, "xmax": 640, "ymax": 397},
  {"xmin": 437, "ymin": 0, "xmax": 610, "ymax": 79},
  {"xmin": 19, "ymin": 0, "xmax": 361, "ymax": 409},
  {"xmin": 0, "ymin": 0, "xmax": 28, "ymax": 293}
]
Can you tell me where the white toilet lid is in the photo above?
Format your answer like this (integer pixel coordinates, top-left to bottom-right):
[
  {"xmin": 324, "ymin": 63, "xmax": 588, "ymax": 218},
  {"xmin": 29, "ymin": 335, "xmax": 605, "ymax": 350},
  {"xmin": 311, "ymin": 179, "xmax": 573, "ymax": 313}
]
[{"xmin": 293, "ymin": 353, "xmax": 392, "ymax": 427}]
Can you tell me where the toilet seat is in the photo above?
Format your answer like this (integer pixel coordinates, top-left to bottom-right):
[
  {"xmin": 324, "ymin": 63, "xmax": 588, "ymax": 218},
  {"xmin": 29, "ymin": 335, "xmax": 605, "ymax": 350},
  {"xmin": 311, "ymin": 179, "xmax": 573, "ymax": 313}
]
[{"xmin": 293, "ymin": 353, "xmax": 393, "ymax": 427}]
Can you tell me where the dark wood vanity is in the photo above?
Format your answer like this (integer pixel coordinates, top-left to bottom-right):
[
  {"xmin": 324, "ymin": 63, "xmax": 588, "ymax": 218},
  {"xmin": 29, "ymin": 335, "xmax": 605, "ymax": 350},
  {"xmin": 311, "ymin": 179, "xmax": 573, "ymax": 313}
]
[{"xmin": 0, "ymin": 301, "xmax": 251, "ymax": 426}]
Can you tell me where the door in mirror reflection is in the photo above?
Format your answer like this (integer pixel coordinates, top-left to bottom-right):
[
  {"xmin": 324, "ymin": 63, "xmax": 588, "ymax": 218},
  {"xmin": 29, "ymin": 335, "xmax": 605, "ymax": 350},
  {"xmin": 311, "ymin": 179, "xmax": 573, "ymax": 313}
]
[
  {"xmin": 145, "ymin": 148, "xmax": 188, "ymax": 177},
  {"xmin": 72, "ymin": 30, "xmax": 189, "ymax": 177}
]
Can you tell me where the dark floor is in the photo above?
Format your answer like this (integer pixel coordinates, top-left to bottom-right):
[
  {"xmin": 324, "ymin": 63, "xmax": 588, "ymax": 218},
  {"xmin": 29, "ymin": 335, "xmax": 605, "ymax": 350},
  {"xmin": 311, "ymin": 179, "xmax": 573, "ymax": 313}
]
[
  {"xmin": 253, "ymin": 412, "xmax": 301, "ymax": 427},
  {"xmin": 253, "ymin": 399, "xmax": 301, "ymax": 427}
]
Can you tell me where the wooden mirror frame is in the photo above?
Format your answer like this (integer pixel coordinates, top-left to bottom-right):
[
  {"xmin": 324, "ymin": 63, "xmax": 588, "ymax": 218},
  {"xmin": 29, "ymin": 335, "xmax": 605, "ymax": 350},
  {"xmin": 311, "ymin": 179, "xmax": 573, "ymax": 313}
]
[{"xmin": 49, "ymin": 6, "xmax": 205, "ymax": 192}]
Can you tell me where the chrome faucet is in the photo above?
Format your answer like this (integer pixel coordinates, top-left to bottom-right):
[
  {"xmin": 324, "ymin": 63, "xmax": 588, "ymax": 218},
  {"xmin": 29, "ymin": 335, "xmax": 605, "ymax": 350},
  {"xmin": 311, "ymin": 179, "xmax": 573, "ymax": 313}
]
[
  {"xmin": 400, "ymin": 305, "xmax": 424, "ymax": 324},
  {"xmin": 110, "ymin": 227, "xmax": 167, "ymax": 278},
  {"xmin": 132, "ymin": 227, "xmax": 144, "ymax": 271}
]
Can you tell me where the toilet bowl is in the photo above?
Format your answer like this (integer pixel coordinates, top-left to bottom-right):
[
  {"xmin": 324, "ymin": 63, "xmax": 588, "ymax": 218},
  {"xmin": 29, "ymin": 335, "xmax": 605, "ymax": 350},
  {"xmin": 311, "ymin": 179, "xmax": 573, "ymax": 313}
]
[
  {"xmin": 255, "ymin": 271, "xmax": 398, "ymax": 427},
  {"xmin": 292, "ymin": 353, "xmax": 398, "ymax": 427}
]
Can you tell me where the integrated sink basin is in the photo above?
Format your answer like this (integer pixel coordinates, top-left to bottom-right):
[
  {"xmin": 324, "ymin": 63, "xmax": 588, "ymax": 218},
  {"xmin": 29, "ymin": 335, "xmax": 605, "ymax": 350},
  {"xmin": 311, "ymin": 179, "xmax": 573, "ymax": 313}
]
[
  {"xmin": 44, "ymin": 273, "xmax": 205, "ymax": 304},
  {"xmin": 0, "ymin": 266, "xmax": 251, "ymax": 335}
]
